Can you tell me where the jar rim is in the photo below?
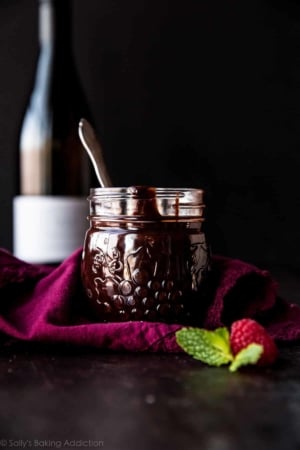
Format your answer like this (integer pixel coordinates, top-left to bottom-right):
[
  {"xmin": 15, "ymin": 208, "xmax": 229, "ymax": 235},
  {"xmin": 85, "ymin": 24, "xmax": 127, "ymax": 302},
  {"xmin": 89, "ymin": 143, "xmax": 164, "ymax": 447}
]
[
  {"xmin": 89, "ymin": 186, "xmax": 204, "ymax": 201},
  {"xmin": 87, "ymin": 186, "xmax": 205, "ymax": 221}
]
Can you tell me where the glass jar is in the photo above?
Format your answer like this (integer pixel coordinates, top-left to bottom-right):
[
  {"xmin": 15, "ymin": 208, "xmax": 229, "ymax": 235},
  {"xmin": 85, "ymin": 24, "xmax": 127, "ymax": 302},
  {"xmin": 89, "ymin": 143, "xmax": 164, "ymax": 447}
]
[{"xmin": 81, "ymin": 186, "xmax": 210, "ymax": 324}]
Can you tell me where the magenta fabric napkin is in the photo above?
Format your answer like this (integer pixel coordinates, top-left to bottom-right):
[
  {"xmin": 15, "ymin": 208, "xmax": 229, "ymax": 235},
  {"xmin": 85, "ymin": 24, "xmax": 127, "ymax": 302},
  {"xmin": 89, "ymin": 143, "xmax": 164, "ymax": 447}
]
[{"xmin": 0, "ymin": 247, "xmax": 299, "ymax": 352}]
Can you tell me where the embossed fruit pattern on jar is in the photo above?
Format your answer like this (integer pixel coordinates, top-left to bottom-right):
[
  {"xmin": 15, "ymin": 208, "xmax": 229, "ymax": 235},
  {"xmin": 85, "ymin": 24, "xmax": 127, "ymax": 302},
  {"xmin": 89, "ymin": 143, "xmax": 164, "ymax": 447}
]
[{"xmin": 82, "ymin": 225, "xmax": 209, "ymax": 323}]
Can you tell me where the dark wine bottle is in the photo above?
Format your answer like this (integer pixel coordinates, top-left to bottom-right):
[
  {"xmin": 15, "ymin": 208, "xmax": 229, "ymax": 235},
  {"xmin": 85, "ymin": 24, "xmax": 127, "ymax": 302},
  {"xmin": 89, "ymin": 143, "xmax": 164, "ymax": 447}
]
[{"xmin": 13, "ymin": 0, "xmax": 91, "ymax": 264}]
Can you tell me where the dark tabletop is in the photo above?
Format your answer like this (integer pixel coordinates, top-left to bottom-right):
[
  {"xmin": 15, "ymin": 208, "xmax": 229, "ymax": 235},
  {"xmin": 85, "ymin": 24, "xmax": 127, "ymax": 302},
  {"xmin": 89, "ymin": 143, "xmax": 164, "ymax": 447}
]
[{"xmin": 0, "ymin": 266, "xmax": 300, "ymax": 450}]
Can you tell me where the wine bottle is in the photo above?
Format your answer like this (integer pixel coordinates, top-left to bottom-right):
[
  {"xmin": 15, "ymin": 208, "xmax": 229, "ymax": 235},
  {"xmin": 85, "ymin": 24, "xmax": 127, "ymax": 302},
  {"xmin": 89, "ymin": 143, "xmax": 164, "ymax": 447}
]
[{"xmin": 13, "ymin": 0, "xmax": 92, "ymax": 264}]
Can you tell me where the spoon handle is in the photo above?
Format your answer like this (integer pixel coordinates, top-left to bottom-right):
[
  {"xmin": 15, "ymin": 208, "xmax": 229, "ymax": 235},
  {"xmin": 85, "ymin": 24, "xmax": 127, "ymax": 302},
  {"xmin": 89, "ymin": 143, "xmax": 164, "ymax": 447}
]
[{"xmin": 78, "ymin": 118, "xmax": 113, "ymax": 188}]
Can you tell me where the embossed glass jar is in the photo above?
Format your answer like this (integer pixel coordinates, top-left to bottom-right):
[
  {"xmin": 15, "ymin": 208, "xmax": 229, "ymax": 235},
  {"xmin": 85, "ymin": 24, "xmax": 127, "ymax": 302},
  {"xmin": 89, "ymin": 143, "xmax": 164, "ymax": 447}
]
[{"xmin": 81, "ymin": 186, "xmax": 210, "ymax": 324}]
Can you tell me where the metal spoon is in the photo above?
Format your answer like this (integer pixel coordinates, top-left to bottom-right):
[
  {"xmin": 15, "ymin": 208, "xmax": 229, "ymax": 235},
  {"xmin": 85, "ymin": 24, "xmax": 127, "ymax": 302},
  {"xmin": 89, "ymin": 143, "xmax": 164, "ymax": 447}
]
[{"xmin": 78, "ymin": 118, "xmax": 113, "ymax": 188}]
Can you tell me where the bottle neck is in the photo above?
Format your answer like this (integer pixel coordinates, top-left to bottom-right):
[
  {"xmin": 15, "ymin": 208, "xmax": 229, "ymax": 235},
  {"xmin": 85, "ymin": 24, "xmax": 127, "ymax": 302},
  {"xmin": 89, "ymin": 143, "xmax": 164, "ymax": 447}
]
[{"xmin": 38, "ymin": 0, "xmax": 73, "ymax": 60}]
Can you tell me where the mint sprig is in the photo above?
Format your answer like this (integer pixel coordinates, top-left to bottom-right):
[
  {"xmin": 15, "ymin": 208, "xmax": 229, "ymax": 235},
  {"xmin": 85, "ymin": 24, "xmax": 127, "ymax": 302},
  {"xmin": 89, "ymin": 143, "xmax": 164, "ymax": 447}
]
[
  {"xmin": 176, "ymin": 327, "xmax": 233, "ymax": 367},
  {"xmin": 176, "ymin": 327, "xmax": 263, "ymax": 372},
  {"xmin": 229, "ymin": 343, "xmax": 263, "ymax": 372}
]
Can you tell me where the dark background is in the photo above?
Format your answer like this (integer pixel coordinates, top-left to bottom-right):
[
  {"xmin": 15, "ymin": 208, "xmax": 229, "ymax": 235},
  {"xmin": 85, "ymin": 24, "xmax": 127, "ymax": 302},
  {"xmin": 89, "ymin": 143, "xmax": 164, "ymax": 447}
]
[{"xmin": 0, "ymin": 0, "xmax": 300, "ymax": 269}]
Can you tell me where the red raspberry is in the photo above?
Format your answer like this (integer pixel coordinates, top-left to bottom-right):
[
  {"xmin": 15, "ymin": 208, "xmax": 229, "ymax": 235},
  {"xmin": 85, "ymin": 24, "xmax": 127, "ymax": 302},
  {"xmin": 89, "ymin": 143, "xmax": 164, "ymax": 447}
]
[{"xmin": 230, "ymin": 319, "xmax": 278, "ymax": 366}]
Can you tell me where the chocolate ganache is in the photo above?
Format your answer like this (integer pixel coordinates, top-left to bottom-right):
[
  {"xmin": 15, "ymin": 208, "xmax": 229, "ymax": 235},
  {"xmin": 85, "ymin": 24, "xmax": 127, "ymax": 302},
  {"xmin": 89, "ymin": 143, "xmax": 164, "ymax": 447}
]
[{"xmin": 81, "ymin": 186, "xmax": 210, "ymax": 324}]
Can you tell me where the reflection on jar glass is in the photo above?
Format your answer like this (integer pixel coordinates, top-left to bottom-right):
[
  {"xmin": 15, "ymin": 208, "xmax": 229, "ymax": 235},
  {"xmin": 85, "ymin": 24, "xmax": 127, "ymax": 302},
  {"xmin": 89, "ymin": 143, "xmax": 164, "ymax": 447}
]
[{"xmin": 81, "ymin": 186, "xmax": 210, "ymax": 324}]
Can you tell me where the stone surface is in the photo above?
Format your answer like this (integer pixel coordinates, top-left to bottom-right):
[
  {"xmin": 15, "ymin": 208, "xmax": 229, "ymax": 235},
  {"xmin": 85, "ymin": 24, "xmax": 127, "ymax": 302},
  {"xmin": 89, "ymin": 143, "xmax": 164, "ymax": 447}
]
[{"xmin": 0, "ymin": 342, "xmax": 298, "ymax": 450}]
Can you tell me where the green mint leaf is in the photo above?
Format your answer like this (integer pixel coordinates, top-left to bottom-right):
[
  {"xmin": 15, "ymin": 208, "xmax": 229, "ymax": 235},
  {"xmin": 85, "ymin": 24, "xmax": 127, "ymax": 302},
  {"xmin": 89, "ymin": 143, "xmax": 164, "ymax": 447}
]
[
  {"xmin": 229, "ymin": 343, "xmax": 263, "ymax": 372},
  {"xmin": 176, "ymin": 327, "xmax": 233, "ymax": 367}
]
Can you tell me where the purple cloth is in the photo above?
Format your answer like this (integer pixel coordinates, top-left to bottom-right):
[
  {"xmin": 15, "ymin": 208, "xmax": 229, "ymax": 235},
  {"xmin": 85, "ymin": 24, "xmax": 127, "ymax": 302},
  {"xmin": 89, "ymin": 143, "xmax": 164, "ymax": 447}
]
[{"xmin": 0, "ymin": 247, "xmax": 299, "ymax": 352}]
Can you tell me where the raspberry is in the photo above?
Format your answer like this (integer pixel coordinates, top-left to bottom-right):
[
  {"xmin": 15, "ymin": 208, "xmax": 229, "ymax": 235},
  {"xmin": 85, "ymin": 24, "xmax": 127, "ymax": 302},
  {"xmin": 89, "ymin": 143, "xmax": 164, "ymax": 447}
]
[{"xmin": 230, "ymin": 319, "xmax": 278, "ymax": 366}]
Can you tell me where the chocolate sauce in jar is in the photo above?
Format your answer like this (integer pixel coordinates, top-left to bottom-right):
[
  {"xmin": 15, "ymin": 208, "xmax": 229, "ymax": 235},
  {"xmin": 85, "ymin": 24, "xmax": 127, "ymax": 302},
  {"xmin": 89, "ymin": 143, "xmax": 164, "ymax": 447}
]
[{"xmin": 81, "ymin": 186, "xmax": 210, "ymax": 324}]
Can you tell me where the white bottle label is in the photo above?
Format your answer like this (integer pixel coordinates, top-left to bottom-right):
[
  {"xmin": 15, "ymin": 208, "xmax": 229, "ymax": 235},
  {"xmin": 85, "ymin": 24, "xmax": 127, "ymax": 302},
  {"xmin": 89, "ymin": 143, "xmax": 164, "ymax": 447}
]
[{"xmin": 13, "ymin": 196, "xmax": 89, "ymax": 264}]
